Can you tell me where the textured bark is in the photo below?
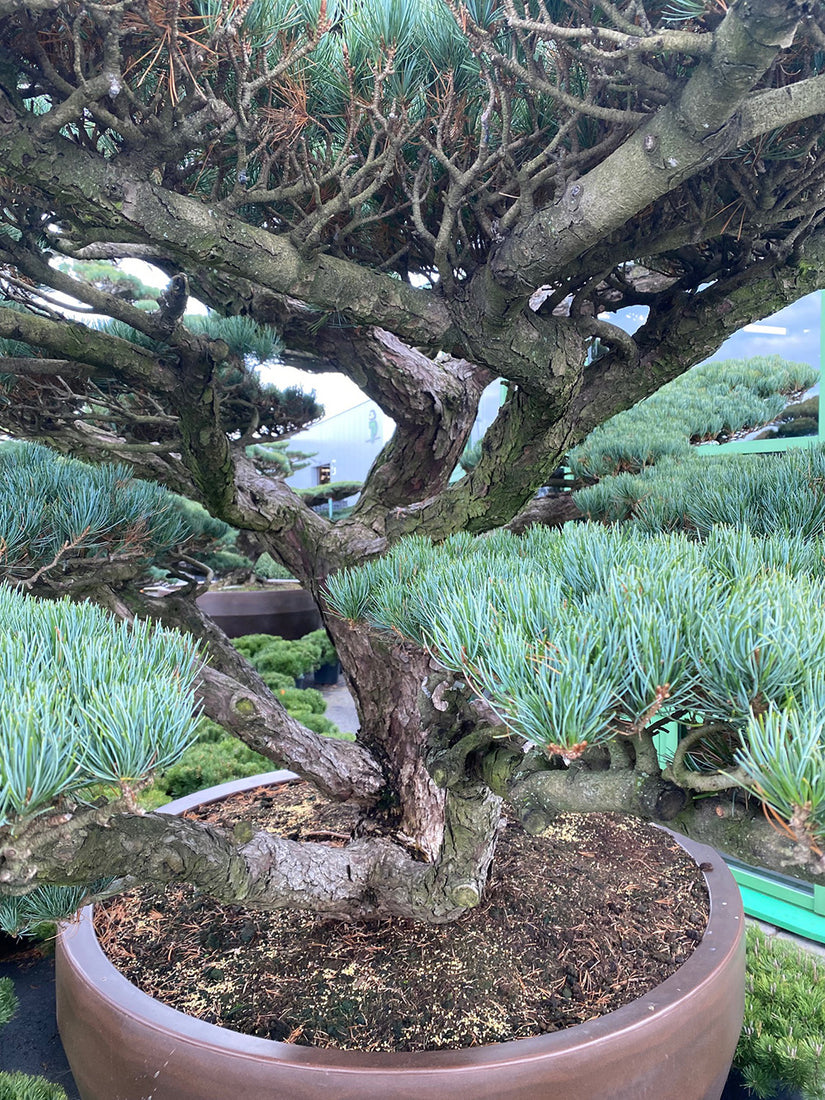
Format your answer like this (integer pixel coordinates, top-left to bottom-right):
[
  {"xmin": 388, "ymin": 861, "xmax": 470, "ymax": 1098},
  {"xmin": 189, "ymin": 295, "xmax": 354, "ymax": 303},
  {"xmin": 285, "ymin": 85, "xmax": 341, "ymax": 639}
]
[
  {"xmin": 196, "ymin": 665, "xmax": 385, "ymax": 805},
  {"xmin": 503, "ymin": 762, "xmax": 825, "ymax": 884},
  {"xmin": 0, "ymin": 102, "xmax": 458, "ymax": 351},
  {"xmin": 0, "ymin": 0, "xmax": 57, "ymax": 12},
  {"xmin": 505, "ymin": 491, "xmax": 584, "ymax": 534},
  {"xmin": 0, "ymin": 773, "xmax": 500, "ymax": 924},
  {"xmin": 119, "ymin": 588, "xmax": 385, "ymax": 804},
  {"xmin": 341, "ymin": 332, "xmax": 493, "ymax": 515},
  {"xmin": 386, "ymin": 381, "xmax": 587, "ymax": 540},
  {"xmin": 202, "ymin": 454, "xmax": 335, "ymax": 579},
  {"xmin": 0, "ymin": 305, "xmax": 175, "ymax": 390},
  {"xmin": 327, "ymin": 623, "xmax": 450, "ymax": 862},
  {"xmin": 474, "ymin": 0, "xmax": 808, "ymax": 317},
  {"xmin": 739, "ymin": 74, "xmax": 825, "ymax": 145}
]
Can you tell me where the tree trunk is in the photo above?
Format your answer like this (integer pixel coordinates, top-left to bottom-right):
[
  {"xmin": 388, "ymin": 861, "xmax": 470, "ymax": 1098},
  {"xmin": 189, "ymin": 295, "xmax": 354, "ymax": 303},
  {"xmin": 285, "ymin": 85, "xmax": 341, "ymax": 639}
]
[{"xmin": 325, "ymin": 619, "xmax": 451, "ymax": 862}]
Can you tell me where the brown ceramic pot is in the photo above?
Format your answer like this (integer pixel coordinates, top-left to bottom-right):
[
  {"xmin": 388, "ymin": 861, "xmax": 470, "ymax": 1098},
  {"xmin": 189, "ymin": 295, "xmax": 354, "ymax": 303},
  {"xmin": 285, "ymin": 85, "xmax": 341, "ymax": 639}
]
[
  {"xmin": 56, "ymin": 772, "xmax": 745, "ymax": 1100},
  {"xmin": 195, "ymin": 587, "xmax": 322, "ymax": 639}
]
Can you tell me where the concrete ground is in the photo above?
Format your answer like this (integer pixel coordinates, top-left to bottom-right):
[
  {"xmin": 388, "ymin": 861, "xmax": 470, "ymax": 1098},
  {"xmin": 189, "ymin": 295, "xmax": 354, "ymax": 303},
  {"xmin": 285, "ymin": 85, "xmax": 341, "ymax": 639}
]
[
  {"xmin": 316, "ymin": 679, "xmax": 360, "ymax": 734},
  {"xmin": 0, "ymin": 945, "xmax": 79, "ymax": 1099},
  {"xmin": 749, "ymin": 917, "xmax": 825, "ymax": 958}
]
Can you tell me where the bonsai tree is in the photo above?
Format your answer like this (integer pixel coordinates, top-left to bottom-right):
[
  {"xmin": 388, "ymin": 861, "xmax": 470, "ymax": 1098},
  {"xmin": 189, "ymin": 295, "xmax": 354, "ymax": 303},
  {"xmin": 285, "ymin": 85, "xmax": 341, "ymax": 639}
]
[
  {"xmin": 1, "ymin": 0, "xmax": 825, "ymax": 929},
  {"xmin": 2, "ymin": 441, "xmax": 825, "ymax": 938}
]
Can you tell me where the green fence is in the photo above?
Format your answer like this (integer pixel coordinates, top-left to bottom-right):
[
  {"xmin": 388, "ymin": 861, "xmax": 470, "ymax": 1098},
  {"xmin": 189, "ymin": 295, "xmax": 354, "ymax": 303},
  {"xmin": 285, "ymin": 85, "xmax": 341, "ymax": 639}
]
[
  {"xmin": 727, "ymin": 861, "xmax": 825, "ymax": 943},
  {"xmin": 653, "ymin": 723, "xmax": 825, "ymax": 944}
]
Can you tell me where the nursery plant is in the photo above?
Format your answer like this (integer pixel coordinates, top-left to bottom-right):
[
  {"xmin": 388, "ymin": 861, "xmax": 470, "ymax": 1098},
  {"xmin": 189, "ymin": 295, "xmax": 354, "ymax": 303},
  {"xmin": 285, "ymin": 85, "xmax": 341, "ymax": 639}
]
[
  {"xmin": 734, "ymin": 926, "xmax": 825, "ymax": 1100},
  {"xmin": 567, "ymin": 355, "xmax": 820, "ymax": 479},
  {"xmin": 575, "ymin": 439, "xmax": 825, "ymax": 532},
  {"xmin": 2, "ymin": 0, "xmax": 825, "ymax": 941}
]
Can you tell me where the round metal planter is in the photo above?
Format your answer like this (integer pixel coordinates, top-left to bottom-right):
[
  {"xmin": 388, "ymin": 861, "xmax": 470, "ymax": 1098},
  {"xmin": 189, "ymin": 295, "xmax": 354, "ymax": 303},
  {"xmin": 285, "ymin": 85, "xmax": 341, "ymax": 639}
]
[
  {"xmin": 56, "ymin": 772, "xmax": 745, "ymax": 1100},
  {"xmin": 195, "ymin": 588, "xmax": 322, "ymax": 639}
]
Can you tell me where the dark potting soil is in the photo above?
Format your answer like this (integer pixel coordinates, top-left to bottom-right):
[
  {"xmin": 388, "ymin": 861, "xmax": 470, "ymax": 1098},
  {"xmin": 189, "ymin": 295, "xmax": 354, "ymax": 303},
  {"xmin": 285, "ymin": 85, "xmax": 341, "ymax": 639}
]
[{"xmin": 94, "ymin": 782, "xmax": 709, "ymax": 1053}]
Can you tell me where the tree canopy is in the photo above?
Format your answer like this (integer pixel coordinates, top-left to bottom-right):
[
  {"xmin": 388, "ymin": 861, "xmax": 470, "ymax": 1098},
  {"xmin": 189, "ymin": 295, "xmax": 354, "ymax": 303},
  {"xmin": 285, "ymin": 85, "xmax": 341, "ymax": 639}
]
[{"xmin": 0, "ymin": 0, "xmax": 823, "ymax": 542}]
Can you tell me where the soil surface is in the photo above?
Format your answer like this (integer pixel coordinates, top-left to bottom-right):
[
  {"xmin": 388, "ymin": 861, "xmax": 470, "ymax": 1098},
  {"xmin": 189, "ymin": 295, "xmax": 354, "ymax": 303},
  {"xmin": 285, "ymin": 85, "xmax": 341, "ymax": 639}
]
[{"xmin": 95, "ymin": 782, "xmax": 709, "ymax": 1053}]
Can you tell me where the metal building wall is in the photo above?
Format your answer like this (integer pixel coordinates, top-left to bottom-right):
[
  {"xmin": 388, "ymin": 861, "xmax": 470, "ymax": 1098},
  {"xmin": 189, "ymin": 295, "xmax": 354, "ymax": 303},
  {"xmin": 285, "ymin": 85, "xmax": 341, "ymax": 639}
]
[
  {"xmin": 286, "ymin": 400, "xmax": 394, "ymax": 492},
  {"xmin": 286, "ymin": 381, "xmax": 503, "ymax": 498}
]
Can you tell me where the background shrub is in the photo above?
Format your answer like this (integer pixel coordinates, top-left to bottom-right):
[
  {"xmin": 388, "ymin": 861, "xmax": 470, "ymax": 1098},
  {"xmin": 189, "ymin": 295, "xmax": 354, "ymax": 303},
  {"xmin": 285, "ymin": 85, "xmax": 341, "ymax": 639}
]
[
  {"xmin": 0, "ymin": 1072, "xmax": 68, "ymax": 1100},
  {"xmin": 253, "ymin": 553, "xmax": 294, "ymax": 580},
  {"xmin": 567, "ymin": 355, "xmax": 818, "ymax": 479},
  {"xmin": 233, "ymin": 629, "xmax": 336, "ymax": 679},
  {"xmin": 735, "ymin": 925, "xmax": 825, "ymax": 1099},
  {"xmin": 155, "ymin": 739, "xmax": 272, "ymax": 800},
  {"xmin": 0, "ymin": 978, "xmax": 68, "ymax": 1100}
]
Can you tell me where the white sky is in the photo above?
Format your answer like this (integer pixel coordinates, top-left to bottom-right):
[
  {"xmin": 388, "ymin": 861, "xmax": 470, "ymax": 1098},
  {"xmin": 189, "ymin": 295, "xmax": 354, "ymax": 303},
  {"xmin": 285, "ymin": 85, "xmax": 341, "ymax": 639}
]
[{"xmin": 257, "ymin": 363, "xmax": 366, "ymax": 418}]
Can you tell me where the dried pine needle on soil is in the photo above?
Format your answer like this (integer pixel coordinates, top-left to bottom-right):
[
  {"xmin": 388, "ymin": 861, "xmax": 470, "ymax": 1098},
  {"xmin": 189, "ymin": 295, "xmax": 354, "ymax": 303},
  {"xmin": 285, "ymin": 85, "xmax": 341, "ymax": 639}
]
[{"xmin": 95, "ymin": 782, "xmax": 709, "ymax": 1053}]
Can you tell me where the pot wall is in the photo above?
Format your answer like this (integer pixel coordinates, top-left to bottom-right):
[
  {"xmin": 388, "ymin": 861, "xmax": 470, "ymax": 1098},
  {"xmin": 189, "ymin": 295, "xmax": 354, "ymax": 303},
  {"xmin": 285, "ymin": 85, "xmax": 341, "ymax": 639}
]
[
  {"xmin": 196, "ymin": 588, "xmax": 322, "ymax": 639},
  {"xmin": 313, "ymin": 660, "xmax": 341, "ymax": 685},
  {"xmin": 57, "ymin": 772, "xmax": 745, "ymax": 1100}
]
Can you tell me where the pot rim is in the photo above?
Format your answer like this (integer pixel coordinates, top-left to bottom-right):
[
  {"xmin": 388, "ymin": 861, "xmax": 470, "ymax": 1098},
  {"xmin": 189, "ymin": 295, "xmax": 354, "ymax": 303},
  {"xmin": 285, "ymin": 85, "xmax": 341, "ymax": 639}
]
[
  {"xmin": 195, "ymin": 588, "xmax": 313, "ymax": 603},
  {"xmin": 58, "ymin": 770, "xmax": 744, "ymax": 1072}
]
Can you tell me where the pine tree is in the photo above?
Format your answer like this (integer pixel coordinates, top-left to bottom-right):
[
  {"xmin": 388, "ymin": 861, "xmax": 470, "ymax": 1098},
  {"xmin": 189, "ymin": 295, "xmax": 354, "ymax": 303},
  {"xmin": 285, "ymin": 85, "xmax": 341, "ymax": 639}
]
[{"xmin": 1, "ymin": 0, "xmax": 825, "ymax": 924}]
